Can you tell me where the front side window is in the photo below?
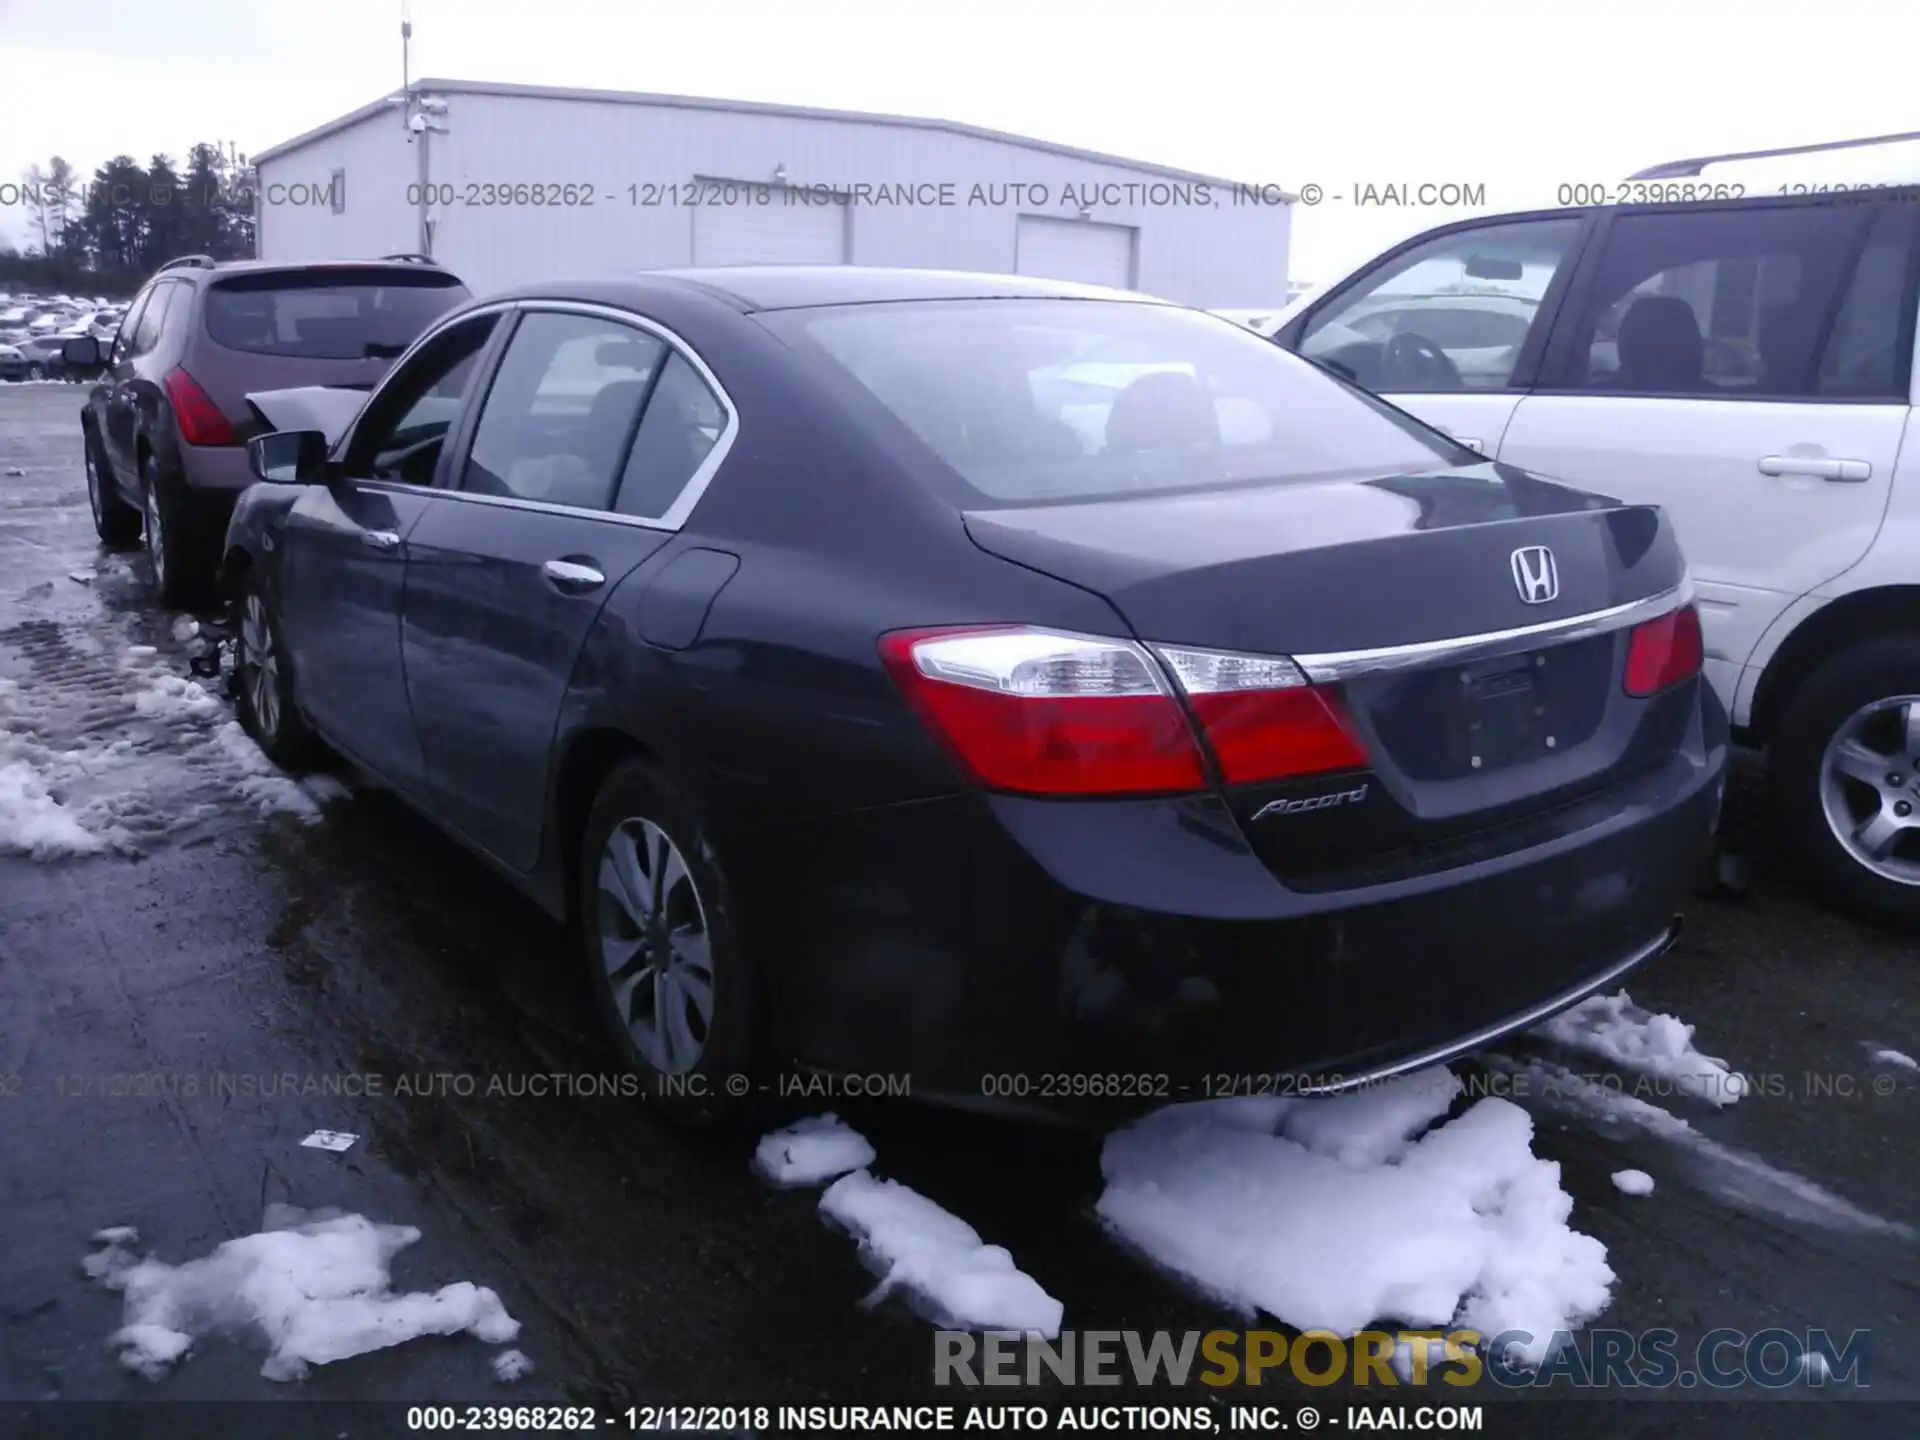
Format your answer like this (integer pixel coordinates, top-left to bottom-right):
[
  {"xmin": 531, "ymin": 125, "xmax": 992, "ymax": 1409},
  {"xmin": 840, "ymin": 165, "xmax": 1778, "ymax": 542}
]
[
  {"xmin": 111, "ymin": 288, "xmax": 151, "ymax": 362},
  {"xmin": 462, "ymin": 312, "xmax": 663, "ymax": 510},
  {"xmin": 343, "ymin": 314, "xmax": 500, "ymax": 484},
  {"xmin": 1547, "ymin": 203, "xmax": 1865, "ymax": 396},
  {"xmin": 769, "ymin": 298, "xmax": 1466, "ymax": 506},
  {"xmin": 1298, "ymin": 218, "xmax": 1583, "ymax": 391}
]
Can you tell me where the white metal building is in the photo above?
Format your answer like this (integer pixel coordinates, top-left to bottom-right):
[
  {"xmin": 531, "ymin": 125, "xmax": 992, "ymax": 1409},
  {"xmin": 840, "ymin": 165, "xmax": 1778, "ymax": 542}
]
[{"xmin": 250, "ymin": 79, "xmax": 1291, "ymax": 306}]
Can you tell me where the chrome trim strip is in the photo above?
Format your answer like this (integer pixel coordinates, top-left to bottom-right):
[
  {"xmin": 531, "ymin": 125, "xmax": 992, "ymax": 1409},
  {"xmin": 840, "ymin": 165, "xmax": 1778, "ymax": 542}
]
[
  {"xmin": 1292, "ymin": 918, "xmax": 1684, "ymax": 1097},
  {"xmin": 355, "ymin": 480, "xmax": 680, "ymax": 532},
  {"xmin": 339, "ymin": 298, "xmax": 740, "ymax": 533},
  {"xmin": 1292, "ymin": 579, "xmax": 1693, "ymax": 684}
]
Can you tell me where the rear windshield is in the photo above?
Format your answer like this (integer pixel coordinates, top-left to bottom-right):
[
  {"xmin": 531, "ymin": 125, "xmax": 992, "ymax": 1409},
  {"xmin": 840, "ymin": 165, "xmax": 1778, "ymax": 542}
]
[
  {"xmin": 765, "ymin": 298, "xmax": 1464, "ymax": 505},
  {"xmin": 204, "ymin": 271, "xmax": 470, "ymax": 360}
]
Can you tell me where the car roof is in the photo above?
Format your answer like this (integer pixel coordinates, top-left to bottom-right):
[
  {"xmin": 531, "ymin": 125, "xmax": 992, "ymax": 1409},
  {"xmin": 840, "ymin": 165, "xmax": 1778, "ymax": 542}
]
[{"xmin": 488, "ymin": 265, "xmax": 1171, "ymax": 314}]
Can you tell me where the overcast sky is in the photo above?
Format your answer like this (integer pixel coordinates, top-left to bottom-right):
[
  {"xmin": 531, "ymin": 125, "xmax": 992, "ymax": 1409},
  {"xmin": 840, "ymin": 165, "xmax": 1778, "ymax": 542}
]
[{"xmin": 4, "ymin": 0, "xmax": 1919, "ymax": 287}]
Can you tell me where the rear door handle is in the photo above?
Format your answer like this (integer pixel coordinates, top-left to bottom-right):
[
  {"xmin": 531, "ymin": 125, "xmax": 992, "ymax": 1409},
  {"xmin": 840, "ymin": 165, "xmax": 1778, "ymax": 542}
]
[
  {"xmin": 362, "ymin": 530, "xmax": 402, "ymax": 550},
  {"xmin": 542, "ymin": 558, "xmax": 606, "ymax": 592},
  {"xmin": 1758, "ymin": 455, "xmax": 1872, "ymax": 482}
]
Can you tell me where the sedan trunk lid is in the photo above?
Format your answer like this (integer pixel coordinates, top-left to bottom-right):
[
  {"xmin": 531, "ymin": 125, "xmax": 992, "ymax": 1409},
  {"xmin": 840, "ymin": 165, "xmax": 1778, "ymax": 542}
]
[{"xmin": 964, "ymin": 462, "xmax": 1698, "ymax": 887}]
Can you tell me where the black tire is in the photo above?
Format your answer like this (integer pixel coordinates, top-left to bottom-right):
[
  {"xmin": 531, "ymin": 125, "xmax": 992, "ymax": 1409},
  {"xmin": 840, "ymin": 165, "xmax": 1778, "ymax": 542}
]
[
  {"xmin": 233, "ymin": 568, "xmax": 317, "ymax": 768},
  {"xmin": 1772, "ymin": 635, "xmax": 1920, "ymax": 928},
  {"xmin": 579, "ymin": 758, "xmax": 760, "ymax": 1125},
  {"xmin": 84, "ymin": 427, "xmax": 140, "ymax": 546},
  {"xmin": 25, "ymin": 363, "xmax": 44, "ymax": 381},
  {"xmin": 140, "ymin": 454, "xmax": 211, "ymax": 609}
]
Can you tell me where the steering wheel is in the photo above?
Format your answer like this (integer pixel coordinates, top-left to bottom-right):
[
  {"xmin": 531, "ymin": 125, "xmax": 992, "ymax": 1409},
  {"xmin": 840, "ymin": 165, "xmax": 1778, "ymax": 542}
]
[{"xmin": 1381, "ymin": 331, "xmax": 1464, "ymax": 390}]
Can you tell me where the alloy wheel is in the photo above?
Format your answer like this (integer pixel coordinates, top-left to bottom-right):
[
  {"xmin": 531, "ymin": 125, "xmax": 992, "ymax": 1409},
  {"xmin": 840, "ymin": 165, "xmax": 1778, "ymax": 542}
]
[
  {"xmin": 596, "ymin": 817, "xmax": 714, "ymax": 1074},
  {"xmin": 239, "ymin": 593, "xmax": 282, "ymax": 739},
  {"xmin": 1820, "ymin": 694, "xmax": 1920, "ymax": 885}
]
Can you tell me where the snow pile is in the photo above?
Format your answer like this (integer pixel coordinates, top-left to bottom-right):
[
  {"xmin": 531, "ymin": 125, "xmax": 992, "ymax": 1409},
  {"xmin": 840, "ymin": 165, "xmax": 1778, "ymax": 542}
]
[
  {"xmin": 213, "ymin": 721, "xmax": 322, "ymax": 822},
  {"xmin": 131, "ymin": 674, "xmax": 222, "ymax": 723},
  {"xmin": 0, "ymin": 759, "xmax": 106, "ymax": 858},
  {"xmin": 1869, "ymin": 1048, "xmax": 1917, "ymax": 1071},
  {"xmin": 1535, "ymin": 991, "xmax": 1747, "ymax": 1105},
  {"xmin": 0, "ymin": 647, "xmax": 350, "ymax": 858},
  {"xmin": 1611, "ymin": 1170, "xmax": 1655, "ymax": 1196},
  {"xmin": 492, "ymin": 1349, "xmax": 535, "ymax": 1383},
  {"xmin": 821, "ymin": 1171, "xmax": 1063, "ymax": 1337},
  {"xmin": 755, "ymin": 1113, "xmax": 875, "ymax": 1186},
  {"xmin": 1097, "ymin": 1070, "xmax": 1612, "ymax": 1367},
  {"xmin": 83, "ymin": 1208, "xmax": 520, "ymax": 1382}
]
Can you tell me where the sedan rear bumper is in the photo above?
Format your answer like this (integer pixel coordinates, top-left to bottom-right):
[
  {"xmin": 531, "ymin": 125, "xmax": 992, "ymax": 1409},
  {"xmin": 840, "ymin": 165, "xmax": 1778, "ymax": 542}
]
[{"xmin": 762, "ymin": 710, "xmax": 1725, "ymax": 1121}]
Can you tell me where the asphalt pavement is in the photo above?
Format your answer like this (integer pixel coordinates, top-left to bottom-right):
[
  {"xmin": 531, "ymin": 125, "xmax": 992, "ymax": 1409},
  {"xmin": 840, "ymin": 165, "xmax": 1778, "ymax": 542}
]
[{"xmin": 0, "ymin": 383, "xmax": 1914, "ymax": 1438}]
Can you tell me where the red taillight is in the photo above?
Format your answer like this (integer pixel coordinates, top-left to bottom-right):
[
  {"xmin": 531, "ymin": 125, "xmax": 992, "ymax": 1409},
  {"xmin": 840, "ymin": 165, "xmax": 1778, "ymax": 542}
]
[
  {"xmin": 1155, "ymin": 644, "xmax": 1369, "ymax": 783},
  {"xmin": 1623, "ymin": 604, "xmax": 1704, "ymax": 697},
  {"xmin": 879, "ymin": 627, "xmax": 1207, "ymax": 796},
  {"xmin": 164, "ymin": 367, "xmax": 239, "ymax": 447},
  {"xmin": 879, "ymin": 626, "xmax": 1371, "ymax": 796}
]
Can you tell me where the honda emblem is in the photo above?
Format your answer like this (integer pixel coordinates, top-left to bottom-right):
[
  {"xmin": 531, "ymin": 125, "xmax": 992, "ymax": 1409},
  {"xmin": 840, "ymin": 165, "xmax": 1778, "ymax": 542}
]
[{"xmin": 1510, "ymin": 546, "xmax": 1559, "ymax": 605}]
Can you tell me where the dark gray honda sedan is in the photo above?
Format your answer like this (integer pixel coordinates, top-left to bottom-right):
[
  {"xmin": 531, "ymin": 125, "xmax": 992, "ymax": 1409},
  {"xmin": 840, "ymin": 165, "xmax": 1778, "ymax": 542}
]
[{"xmin": 221, "ymin": 266, "xmax": 1727, "ymax": 1123}]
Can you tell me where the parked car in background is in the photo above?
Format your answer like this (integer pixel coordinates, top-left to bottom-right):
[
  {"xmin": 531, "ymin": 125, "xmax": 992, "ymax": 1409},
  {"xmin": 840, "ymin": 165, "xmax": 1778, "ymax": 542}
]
[
  {"xmin": 1273, "ymin": 133, "xmax": 1920, "ymax": 927},
  {"xmin": 0, "ymin": 343, "xmax": 29, "ymax": 382},
  {"xmin": 220, "ymin": 265, "xmax": 1725, "ymax": 1121},
  {"xmin": 14, "ymin": 334, "xmax": 83, "ymax": 380},
  {"xmin": 66, "ymin": 253, "xmax": 472, "ymax": 606}
]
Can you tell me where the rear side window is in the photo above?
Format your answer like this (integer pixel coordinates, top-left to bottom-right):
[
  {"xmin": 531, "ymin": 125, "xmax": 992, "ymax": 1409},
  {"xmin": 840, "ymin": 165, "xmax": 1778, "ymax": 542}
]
[
  {"xmin": 614, "ymin": 354, "xmax": 727, "ymax": 520},
  {"xmin": 1818, "ymin": 206, "xmax": 1919, "ymax": 399},
  {"xmin": 770, "ymin": 298, "xmax": 1464, "ymax": 505},
  {"xmin": 203, "ymin": 271, "xmax": 470, "ymax": 359},
  {"xmin": 462, "ymin": 311, "xmax": 662, "ymax": 510},
  {"xmin": 1547, "ymin": 203, "xmax": 1866, "ymax": 396}
]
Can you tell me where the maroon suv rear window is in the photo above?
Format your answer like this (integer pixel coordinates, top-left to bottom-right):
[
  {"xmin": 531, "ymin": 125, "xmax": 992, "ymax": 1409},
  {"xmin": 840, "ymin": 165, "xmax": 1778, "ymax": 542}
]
[{"xmin": 204, "ymin": 270, "xmax": 469, "ymax": 360}]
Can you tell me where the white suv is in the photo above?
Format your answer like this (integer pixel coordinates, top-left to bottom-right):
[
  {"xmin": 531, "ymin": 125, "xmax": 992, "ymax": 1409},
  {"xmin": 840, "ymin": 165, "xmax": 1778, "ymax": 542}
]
[{"xmin": 1274, "ymin": 133, "xmax": 1920, "ymax": 926}]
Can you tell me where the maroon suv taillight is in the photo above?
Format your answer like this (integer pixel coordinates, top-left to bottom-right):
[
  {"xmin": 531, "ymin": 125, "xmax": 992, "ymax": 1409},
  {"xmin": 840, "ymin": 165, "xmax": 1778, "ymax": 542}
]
[
  {"xmin": 1623, "ymin": 603, "xmax": 1704, "ymax": 696},
  {"xmin": 878, "ymin": 626, "xmax": 1370, "ymax": 796},
  {"xmin": 164, "ymin": 367, "xmax": 240, "ymax": 447}
]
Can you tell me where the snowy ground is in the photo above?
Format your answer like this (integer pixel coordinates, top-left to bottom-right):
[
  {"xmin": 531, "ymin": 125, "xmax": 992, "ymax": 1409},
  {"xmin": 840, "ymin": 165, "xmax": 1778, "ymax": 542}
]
[{"xmin": 2, "ymin": 384, "xmax": 1916, "ymax": 1431}]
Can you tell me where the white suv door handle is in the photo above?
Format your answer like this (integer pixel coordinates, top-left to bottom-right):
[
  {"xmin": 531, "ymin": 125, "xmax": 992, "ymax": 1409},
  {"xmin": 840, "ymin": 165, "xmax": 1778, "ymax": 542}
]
[
  {"xmin": 1758, "ymin": 455, "xmax": 1872, "ymax": 483},
  {"xmin": 362, "ymin": 530, "xmax": 402, "ymax": 550}
]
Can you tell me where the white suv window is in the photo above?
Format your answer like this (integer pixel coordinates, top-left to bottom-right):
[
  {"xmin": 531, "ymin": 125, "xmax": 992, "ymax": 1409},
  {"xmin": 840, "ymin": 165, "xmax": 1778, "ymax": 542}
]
[
  {"xmin": 1548, "ymin": 203, "xmax": 1870, "ymax": 397},
  {"xmin": 1299, "ymin": 218, "xmax": 1584, "ymax": 392}
]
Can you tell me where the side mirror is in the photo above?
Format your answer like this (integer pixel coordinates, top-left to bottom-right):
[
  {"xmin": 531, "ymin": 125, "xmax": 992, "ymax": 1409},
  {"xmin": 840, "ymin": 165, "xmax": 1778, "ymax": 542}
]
[
  {"xmin": 247, "ymin": 430, "xmax": 331, "ymax": 484},
  {"xmin": 61, "ymin": 335, "xmax": 105, "ymax": 367}
]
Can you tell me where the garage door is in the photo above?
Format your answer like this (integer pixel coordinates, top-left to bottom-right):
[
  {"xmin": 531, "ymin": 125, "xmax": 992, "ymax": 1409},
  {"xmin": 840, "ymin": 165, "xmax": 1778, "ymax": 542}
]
[
  {"xmin": 693, "ymin": 191, "xmax": 847, "ymax": 266},
  {"xmin": 1015, "ymin": 215, "xmax": 1136, "ymax": 288}
]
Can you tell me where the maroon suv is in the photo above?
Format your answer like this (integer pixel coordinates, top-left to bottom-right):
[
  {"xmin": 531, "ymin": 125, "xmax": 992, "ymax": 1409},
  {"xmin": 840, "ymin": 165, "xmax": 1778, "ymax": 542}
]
[{"xmin": 69, "ymin": 254, "xmax": 471, "ymax": 606}]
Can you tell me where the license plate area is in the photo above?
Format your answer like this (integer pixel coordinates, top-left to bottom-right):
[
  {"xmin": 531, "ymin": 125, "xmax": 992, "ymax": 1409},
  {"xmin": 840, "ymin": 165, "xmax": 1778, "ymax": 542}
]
[{"xmin": 1450, "ymin": 652, "xmax": 1546, "ymax": 773}]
